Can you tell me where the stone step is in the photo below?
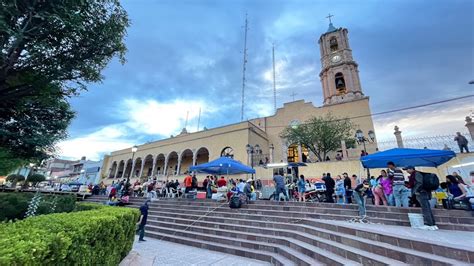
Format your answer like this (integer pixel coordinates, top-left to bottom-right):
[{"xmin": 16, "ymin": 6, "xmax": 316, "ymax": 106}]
[
  {"xmin": 146, "ymin": 210, "xmax": 473, "ymax": 264},
  {"xmin": 145, "ymin": 230, "xmax": 295, "ymax": 266},
  {"xmin": 142, "ymin": 200, "xmax": 474, "ymax": 225},
  {"xmin": 147, "ymin": 218, "xmax": 413, "ymax": 265},
  {"xmin": 87, "ymin": 195, "xmax": 473, "ymax": 217},
  {"xmin": 85, "ymin": 197, "xmax": 474, "ymax": 230},
  {"xmin": 146, "ymin": 224, "xmax": 354, "ymax": 266},
  {"xmin": 140, "ymin": 200, "xmax": 472, "ymax": 229}
]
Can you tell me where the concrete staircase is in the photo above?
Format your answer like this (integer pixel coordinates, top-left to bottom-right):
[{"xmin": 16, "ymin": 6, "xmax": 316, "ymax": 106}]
[{"xmin": 85, "ymin": 195, "xmax": 474, "ymax": 265}]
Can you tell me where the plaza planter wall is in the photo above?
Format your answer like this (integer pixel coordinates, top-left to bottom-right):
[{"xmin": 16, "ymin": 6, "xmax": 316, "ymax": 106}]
[{"xmin": 0, "ymin": 203, "xmax": 139, "ymax": 265}]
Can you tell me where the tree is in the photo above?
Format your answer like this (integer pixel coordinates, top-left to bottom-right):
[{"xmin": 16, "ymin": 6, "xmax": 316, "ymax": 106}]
[
  {"xmin": 27, "ymin": 174, "xmax": 46, "ymax": 186},
  {"xmin": 0, "ymin": 0, "xmax": 129, "ymax": 102},
  {"xmin": 280, "ymin": 114, "xmax": 356, "ymax": 162},
  {"xmin": 6, "ymin": 173, "xmax": 25, "ymax": 188},
  {"xmin": 6, "ymin": 174, "xmax": 25, "ymax": 182},
  {"xmin": 0, "ymin": 81, "xmax": 74, "ymax": 164},
  {"xmin": 0, "ymin": 147, "xmax": 26, "ymax": 175},
  {"xmin": 0, "ymin": 0, "xmax": 129, "ymax": 163}
]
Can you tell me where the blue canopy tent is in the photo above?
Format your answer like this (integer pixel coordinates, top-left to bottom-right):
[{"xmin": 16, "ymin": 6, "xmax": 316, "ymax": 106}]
[
  {"xmin": 189, "ymin": 156, "xmax": 256, "ymax": 175},
  {"xmin": 361, "ymin": 148, "xmax": 456, "ymax": 169}
]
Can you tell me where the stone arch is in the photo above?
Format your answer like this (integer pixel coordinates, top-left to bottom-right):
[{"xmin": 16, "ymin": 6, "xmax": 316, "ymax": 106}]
[
  {"xmin": 329, "ymin": 36, "xmax": 338, "ymax": 52},
  {"xmin": 142, "ymin": 154, "xmax": 154, "ymax": 177},
  {"xmin": 167, "ymin": 151, "xmax": 179, "ymax": 176},
  {"xmin": 117, "ymin": 160, "xmax": 125, "ymax": 178},
  {"xmin": 154, "ymin": 153, "xmax": 166, "ymax": 175},
  {"xmin": 287, "ymin": 143, "xmax": 309, "ymax": 163},
  {"xmin": 123, "ymin": 159, "xmax": 133, "ymax": 178},
  {"xmin": 179, "ymin": 149, "xmax": 193, "ymax": 174},
  {"xmin": 109, "ymin": 161, "xmax": 117, "ymax": 178},
  {"xmin": 132, "ymin": 157, "xmax": 142, "ymax": 178},
  {"xmin": 335, "ymin": 72, "xmax": 346, "ymax": 95},
  {"xmin": 195, "ymin": 147, "xmax": 210, "ymax": 165}
]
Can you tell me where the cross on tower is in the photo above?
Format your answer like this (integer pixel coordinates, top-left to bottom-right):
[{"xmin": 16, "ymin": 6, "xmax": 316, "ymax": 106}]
[
  {"xmin": 326, "ymin": 13, "xmax": 334, "ymax": 24},
  {"xmin": 290, "ymin": 92, "xmax": 297, "ymax": 101}
]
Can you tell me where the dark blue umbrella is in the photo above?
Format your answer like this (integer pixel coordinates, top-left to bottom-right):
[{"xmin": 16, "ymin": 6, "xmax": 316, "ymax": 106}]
[
  {"xmin": 361, "ymin": 148, "xmax": 456, "ymax": 169},
  {"xmin": 189, "ymin": 156, "xmax": 255, "ymax": 175}
]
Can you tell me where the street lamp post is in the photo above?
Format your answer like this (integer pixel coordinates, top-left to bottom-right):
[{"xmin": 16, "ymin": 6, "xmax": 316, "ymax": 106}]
[
  {"xmin": 127, "ymin": 145, "xmax": 138, "ymax": 184},
  {"xmin": 246, "ymin": 144, "xmax": 260, "ymax": 179},
  {"xmin": 355, "ymin": 129, "xmax": 376, "ymax": 179}
]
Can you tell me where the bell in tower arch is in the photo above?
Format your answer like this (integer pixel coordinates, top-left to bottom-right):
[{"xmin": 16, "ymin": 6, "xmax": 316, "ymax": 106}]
[{"xmin": 334, "ymin": 72, "xmax": 346, "ymax": 95}]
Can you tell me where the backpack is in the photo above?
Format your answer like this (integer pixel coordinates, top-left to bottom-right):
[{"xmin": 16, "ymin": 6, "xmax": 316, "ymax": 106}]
[
  {"xmin": 191, "ymin": 176, "xmax": 198, "ymax": 188},
  {"xmin": 421, "ymin": 172, "xmax": 439, "ymax": 191},
  {"xmin": 229, "ymin": 195, "xmax": 242, "ymax": 209}
]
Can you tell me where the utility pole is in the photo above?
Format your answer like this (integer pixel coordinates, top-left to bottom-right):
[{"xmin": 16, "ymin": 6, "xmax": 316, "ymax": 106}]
[
  {"xmin": 272, "ymin": 43, "xmax": 277, "ymax": 113},
  {"xmin": 240, "ymin": 13, "xmax": 249, "ymax": 121}
]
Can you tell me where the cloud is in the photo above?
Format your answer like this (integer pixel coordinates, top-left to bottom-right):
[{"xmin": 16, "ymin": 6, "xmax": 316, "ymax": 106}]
[
  {"xmin": 373, "ymin": 99, "xmax": 473, "ymax": 141},
  {"xmin": 57, "ymin": 98, "xmax": 218, "ymax": 160},
  {"xmin": 57, "ymin": 126, "xmax": 133, "ymax": 161}
]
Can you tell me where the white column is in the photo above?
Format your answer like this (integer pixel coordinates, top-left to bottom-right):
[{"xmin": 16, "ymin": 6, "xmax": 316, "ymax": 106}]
[
  {"xmin": 176, "ymin": 152, "xmax": 182, "ymax": 175},
  {"xmin": 150, "ymin": 158, "xmax": 157, "ymax": 177},
  {"xmin": 269, "ymin": 147, "xmax": 274, "ymax": 163},
  {"xmin": 113, "ymin": 165, "xmax": 119, "ymax": 178},
  {"xmin": 163, "ymin": 156, "xmax": 168, "ymax": 176},
  {"xmin": 138, "ymin": 162, "xmax": 145, "ymax": 178},
  {"xmin": 297, "ymin": 144, "xmax": 303, "ymax": 163},
  {"xmin": 130, "ymin": 160, "xmax": 136, "ymax": 178},
  {"xmin": 341, "ymin": 140, "xmax": 348, "ymax": 161},
  {"xmin": 192, "ymin": 149, "xmax": 197, "ymax": 166}
]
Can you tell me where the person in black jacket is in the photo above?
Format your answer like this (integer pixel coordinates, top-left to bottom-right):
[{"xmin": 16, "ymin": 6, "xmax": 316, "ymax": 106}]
[
  {"xmin": 323, "ymin": 173, "xmax": 335, "ymax": 203},
  {"xmin": 343, "ymin": 173, "xmax": 352, "ymax": 204}
]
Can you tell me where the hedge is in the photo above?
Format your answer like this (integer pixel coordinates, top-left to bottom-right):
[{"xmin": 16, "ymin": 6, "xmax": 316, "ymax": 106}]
[
  {"xmin": 0, "ymin": 192, "xmax": 76, "ymax": 221},
  {"xmin": 0, "ymin": 203, "xmax": 140, "ymax": 265}
]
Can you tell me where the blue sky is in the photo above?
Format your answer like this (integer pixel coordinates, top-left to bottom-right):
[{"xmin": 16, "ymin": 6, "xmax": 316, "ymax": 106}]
[{"xmin": 58, "ymin": 0, "xmax": 474, "ymax": 160}]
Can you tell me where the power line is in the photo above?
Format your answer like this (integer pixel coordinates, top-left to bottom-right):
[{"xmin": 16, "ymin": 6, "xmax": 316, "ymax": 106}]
[{"xmin": 263, "ymin": 94, "xmax": 474, "ymax": 129}]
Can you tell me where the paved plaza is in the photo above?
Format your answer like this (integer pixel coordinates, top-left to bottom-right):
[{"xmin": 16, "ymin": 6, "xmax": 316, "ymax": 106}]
[{"xmin": 120, "ymin": 236, "xmax": 270, "ymax": 266}]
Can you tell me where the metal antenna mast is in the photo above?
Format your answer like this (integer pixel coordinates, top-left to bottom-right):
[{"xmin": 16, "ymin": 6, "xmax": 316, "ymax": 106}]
[
  {"xmin": 240, "ymin": 13, "xmax": 249, "ymax": 121},
  {"xmin": 196, "ymin": 107, "xmax": 201, "ymax": 131},
  {"xmin": 272, "ymin": 43, "xmax": 277, "ymax": 113},
  {"xmin": 184, "ymin": 110, "xmax": 189, "ymax": 129}
]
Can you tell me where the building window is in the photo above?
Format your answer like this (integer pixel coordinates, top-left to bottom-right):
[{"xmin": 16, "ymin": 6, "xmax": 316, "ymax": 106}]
[
  {"xmin": 287, "ymin": 144, "xmax": 309, "ymax": 163},
  {"xmin": 330, "ymin": 37, "xmax": 338, "ymax": 52},
  {"xmin": 335, "ymin": 72, "xmax": 346, "ymax": 95}
]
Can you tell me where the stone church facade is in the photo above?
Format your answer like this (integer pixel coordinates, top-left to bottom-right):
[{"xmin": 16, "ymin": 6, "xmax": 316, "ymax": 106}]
[{"xmin": 101, "ymin": 22, "xmax": 377, "ymax": 181}]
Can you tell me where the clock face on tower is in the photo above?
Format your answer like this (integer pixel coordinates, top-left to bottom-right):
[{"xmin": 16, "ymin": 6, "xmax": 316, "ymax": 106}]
[{"xmin": 331, "ymin": 55, "xmax": 342, "ymax": 63}]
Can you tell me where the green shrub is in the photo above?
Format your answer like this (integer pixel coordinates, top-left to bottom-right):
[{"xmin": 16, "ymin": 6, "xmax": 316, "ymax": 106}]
[
  {"xmin": 27, "ymin": 174, "xmax": 46, "ymax": 185},
  {"xmin": 74, "ymin": 202, "xmax": 105, "ymax": 212},
  {"xmin": 0, "ymin": 205, "xmax": 140, "ymax": 265},
  {"xmin": 0, "ymin": 192, "xmax": 76, "ymax": 221}
]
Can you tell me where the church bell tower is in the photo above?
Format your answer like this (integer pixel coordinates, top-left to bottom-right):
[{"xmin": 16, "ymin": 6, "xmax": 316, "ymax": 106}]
[{"xmin": 318, "ymin": 18, "xmax": 365, "ymax": 105}]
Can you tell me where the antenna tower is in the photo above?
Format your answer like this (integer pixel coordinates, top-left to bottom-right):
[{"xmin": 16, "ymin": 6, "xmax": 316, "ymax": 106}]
[
  {"xmin": 240, "ymin": 13, "xmax": 249, "ymax": 121},
  {"xmin": 272, "ymin": 43, "xmax": 277, "ymax": 113},
  {"xmin": 196, "ymin": 107, "xmax": 201, "ymax": 131}
]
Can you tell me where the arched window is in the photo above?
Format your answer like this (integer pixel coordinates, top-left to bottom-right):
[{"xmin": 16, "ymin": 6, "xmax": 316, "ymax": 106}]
[
  {"xmin": 335, "ymin": 72, "xmax": 346, "ymax": 95},
  {"xmin": 287, "ymin": 144, "xmax": 309, "ymax": 163},
  {"xmin": 221, "ymin": 147, "xmax": 234, "ymax": 158},
  {"xmin": 330, "ymin": 37, "xmax": 338, "ymax": 52}
]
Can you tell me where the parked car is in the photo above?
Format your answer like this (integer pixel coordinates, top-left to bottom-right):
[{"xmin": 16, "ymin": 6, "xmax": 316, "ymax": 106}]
[{"xmin": 60, "ymin": 184, "xmax": 72, "ymax": 192}]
